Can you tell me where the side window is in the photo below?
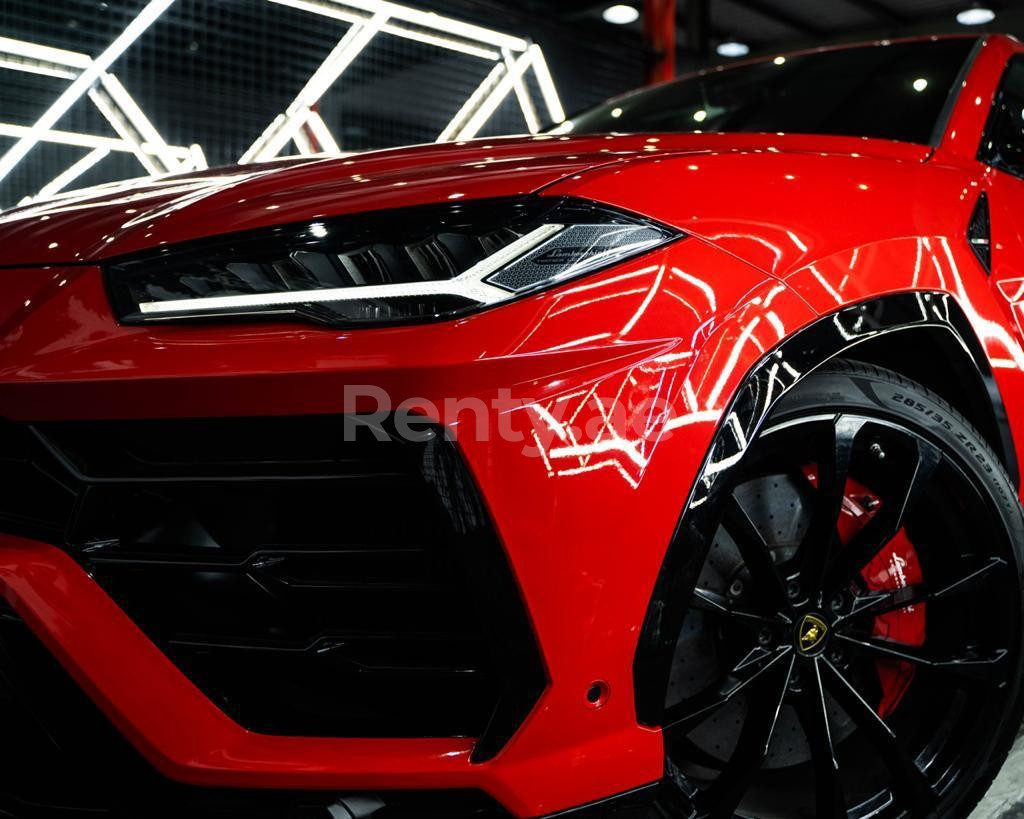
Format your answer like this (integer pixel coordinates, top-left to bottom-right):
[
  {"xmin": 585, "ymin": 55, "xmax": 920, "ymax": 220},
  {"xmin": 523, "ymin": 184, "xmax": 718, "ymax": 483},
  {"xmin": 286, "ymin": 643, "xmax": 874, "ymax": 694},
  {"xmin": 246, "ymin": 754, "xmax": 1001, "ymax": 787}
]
[{"xmin": 979, "ymin": 56, "xmax": 1024, "ymax": 178}]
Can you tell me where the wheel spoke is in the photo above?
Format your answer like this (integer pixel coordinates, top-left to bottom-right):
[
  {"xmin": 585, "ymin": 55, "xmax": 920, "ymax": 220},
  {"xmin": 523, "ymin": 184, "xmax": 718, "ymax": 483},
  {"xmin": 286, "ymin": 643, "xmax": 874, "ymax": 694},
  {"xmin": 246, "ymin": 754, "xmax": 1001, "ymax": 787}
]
[
  {"xmin": 821, "ymin": 659, "xmax": 936, "ymax": 817},
  {"xmin": 826, "ymin": 436, "xmax": 941, "ymax": 593},
  {"xmin": 663, "ymin": 646, "xmax": 793, "ymax": 731},
  {"xmin": 796, "ymin": 416, "xmax": 864, "ymax": 598},
  {"xmin": 837, "ymin": 557, "xmax": 1007, "ymax": 623},
  {"xmin": 794, "ymin": 660, "xmax": 847, "ymax": 818},
  {"xmin": 926, "ymin": 556, "xmax": 1006, "ymax": 602},
  {"xmin": 835, "ymin": 634, "xmax": 1009, "ymax": 683},
  {"xmin": 721, "ymin": 494, "xmax": 790, "ymax": 611},
  {"xmin": 697, "ymin": 656, "xmax": 795, "ymax": 818},
  {"xmin": 692, "ymin": 588, "xmax": 787, "ymax": 628},
  {"xmin": 841, "ymin": 587, "xmax": 915, "ymax": 621}
]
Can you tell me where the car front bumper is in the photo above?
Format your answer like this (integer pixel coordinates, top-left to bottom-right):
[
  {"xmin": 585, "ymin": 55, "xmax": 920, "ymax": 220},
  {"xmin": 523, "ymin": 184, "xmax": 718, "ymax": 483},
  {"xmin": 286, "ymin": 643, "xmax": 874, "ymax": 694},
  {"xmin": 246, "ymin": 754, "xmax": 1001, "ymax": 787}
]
[{"xmin": 0, "ymin": 237, "xmax": 815, "ymax": 817}]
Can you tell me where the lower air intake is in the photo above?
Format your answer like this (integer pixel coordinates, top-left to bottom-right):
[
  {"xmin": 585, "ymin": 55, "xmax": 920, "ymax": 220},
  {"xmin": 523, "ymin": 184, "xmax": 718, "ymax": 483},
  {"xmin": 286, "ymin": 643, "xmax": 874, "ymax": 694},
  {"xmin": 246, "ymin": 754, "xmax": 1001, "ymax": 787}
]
[
  {"xmin": 0, "ymin": 415, "xmax": 544, "ymax": 759},
  {"xmin": 0, "ymin": 600, "xmax": 509, "ymax": 818}
]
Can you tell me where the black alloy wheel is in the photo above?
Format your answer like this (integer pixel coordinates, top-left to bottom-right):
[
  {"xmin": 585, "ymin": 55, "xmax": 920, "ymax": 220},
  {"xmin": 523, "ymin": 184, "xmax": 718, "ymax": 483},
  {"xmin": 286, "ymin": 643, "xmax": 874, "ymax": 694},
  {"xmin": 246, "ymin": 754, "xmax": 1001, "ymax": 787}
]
[{"xmin": 658, "ymin": 361, "xmax": 1024, "ymax": 819}]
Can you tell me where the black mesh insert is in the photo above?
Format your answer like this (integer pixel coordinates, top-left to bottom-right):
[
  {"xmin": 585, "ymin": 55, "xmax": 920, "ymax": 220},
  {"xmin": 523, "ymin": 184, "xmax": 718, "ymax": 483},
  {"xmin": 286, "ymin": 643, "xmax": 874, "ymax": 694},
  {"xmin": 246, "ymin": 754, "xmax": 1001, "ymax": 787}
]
[
  {"xmin": 0, "ymin": 600, "xmax": 510, "ymax": 819},
  {"xmin": 0, "ymin": 416, "xmax": 544, "ymax": 757}
]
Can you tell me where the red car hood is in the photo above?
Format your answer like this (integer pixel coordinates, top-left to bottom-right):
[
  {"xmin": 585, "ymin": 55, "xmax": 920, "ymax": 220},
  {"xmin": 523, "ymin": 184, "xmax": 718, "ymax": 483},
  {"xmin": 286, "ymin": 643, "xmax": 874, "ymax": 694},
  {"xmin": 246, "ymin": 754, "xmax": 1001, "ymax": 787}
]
[{"xmin": 0, "ymin": 133, "xmax": 929, "ymax": 266}]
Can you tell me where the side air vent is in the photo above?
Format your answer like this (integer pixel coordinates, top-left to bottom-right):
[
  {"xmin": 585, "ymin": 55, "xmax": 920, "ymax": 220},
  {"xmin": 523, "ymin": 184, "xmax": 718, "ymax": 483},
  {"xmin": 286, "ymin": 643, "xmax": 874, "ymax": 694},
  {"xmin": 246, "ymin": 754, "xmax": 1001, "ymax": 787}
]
[{"xmin": 969, "ymin": 192, "xmax": 991, "ymax": 273}]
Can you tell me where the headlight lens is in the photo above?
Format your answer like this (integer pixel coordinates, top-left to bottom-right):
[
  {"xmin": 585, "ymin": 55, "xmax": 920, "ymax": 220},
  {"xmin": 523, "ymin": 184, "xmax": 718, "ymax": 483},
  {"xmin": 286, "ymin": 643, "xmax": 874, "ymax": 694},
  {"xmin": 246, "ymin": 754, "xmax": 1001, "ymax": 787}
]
[{"xmin": 106, "ymin": 196, "xmax": 681, "ymax": 327}]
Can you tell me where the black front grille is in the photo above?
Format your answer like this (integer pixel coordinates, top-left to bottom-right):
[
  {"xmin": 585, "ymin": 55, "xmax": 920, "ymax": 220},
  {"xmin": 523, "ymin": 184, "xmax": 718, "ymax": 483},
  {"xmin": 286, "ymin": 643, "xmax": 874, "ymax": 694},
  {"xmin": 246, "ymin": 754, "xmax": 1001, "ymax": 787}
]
[
  {"xmin": 0, "ymin": 600, "xmax": 509, "ymax": 819},
  {"xmin": 0, "ymin": 415, "xmax": 544, "ymax": 757}
]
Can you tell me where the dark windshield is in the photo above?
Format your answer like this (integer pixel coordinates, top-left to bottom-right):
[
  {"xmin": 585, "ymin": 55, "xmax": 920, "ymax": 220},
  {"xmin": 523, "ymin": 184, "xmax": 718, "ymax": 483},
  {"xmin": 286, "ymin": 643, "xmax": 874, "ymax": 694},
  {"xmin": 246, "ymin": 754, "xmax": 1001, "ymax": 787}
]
[{"xmin": 562, "ymin": 38, "xmax": 977, "ymax": 145}]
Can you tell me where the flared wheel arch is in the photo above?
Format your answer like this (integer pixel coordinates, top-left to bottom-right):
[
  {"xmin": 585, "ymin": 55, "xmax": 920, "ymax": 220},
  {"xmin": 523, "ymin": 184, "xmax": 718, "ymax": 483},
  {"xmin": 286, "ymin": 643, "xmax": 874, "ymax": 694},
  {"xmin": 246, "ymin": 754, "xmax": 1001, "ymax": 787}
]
[{"xmin": 633, "ymin": 290, "xmax": 1020, "ymax": 727}]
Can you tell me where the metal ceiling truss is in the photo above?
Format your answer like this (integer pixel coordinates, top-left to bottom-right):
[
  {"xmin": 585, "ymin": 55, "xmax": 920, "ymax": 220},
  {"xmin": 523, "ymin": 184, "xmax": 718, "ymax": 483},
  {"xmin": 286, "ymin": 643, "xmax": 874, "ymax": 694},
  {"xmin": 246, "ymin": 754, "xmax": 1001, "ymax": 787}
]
[
  {"xmin": 0, "ymin": 0, "xmax": 564, "ymax": 203},
  {"xmin": 242, "ymin": 0, "xmax": 566, "ymax": 163},
  {"xmin": 0, "ymin": 0, "xmax": 205, "ymax": 205}
]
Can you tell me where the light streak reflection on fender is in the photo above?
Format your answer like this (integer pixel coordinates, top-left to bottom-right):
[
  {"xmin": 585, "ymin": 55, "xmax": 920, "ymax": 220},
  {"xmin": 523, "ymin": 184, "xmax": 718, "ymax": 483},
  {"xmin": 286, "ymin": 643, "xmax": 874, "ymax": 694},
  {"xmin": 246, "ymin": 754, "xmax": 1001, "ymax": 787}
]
[
  {"xmin": 938, "ymin": 237, "xmax": 1024, "ymax": 371},
  {"xmin": 521, "ymin": 284, "xmax": 790, "ymax": 488}
]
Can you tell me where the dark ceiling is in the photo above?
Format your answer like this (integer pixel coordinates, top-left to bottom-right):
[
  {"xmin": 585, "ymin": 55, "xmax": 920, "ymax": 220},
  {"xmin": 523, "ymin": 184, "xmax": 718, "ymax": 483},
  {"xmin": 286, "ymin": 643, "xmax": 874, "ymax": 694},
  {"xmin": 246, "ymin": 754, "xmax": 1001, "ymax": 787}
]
[
  {"xmin": 503, "ymin": 0, "xmax": 1019, "ymax": 56},
  {"xmin": 0, "ymin": 0, "xmax": 1019, "ymax": 208}
]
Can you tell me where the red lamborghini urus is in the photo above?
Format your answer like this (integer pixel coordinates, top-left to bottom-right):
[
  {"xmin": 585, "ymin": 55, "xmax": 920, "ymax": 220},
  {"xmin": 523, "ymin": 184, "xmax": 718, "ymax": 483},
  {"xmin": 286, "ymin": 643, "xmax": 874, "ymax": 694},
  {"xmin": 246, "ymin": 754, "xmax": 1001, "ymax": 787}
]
[{"xmin": 2, "ymin": 32, "xmax": 1024, "ymax": 819}]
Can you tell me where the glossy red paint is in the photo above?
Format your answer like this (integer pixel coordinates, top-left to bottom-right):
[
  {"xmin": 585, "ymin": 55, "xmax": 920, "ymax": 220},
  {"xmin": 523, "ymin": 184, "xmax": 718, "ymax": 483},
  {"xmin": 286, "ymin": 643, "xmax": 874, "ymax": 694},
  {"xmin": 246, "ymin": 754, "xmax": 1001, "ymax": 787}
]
[
  {"xmin": 0, "ymin": 239, "xmax": 814, "ymax": 817},
  {"xmin": 0, "ymin": 134, "xmax": 927, "ymax": 266},
  {"xmin": 2, "ymin": 32, "xmax": 1024, "ymax": 818}
]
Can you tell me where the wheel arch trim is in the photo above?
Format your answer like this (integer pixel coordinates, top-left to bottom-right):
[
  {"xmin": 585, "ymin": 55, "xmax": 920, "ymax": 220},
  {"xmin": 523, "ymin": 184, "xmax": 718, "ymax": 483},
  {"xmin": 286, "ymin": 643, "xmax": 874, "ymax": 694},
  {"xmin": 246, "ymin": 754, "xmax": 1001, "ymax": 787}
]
[{"xmin": 633, "ymin": 289, "xmax": 1018, "ymax": 725}]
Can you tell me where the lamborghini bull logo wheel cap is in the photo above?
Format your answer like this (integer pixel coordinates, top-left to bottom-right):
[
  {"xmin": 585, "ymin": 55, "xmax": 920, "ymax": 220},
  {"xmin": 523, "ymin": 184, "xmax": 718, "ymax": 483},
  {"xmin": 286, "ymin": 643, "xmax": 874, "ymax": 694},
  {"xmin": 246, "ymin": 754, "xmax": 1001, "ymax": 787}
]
[{"xmin": 797, "ymin": 614, "xmax": 829, "ymax": 655}]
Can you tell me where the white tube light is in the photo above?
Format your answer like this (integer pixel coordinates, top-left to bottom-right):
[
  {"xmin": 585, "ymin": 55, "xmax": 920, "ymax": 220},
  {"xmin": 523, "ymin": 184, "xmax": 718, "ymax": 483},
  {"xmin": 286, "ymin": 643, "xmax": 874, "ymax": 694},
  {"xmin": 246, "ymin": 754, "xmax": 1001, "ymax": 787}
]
[
  {"xmin": 268, "ymin": 0, "xmax": 527, "ymax": 51},
  {"xmin": 269, "ymin": 0, "xmax": 500, "ymax": 59},
  {"xmin": 292, "ymin": 121, "xmax": 315, "ymax": 154},
  {"xmin": 36, "ymin": 147, "xmax": 111, "ymax": 199},
  {"xmin": 0, "ymin": 36, "xmax": 92, "ymax": 69},
  {"xmin": 339, "ymin": 0, "xmax": 526, "ymax": 49},
  {"xmin": 340, "ymin": 0, "xmax": 527, "ymax": 50},
  {"xmin": 249, "ymin": 12, "xmax": 387, "ymax": 162},
  {"xmin": 456, "ymin": 51, "xmax": 533, "ymax": 140},
  {"xmin": 296, "ymin": 14, "xmax": 389, "ymax": 108},
  {"xmin": 528, "ymin": 44, "xmax": 566, "ymax": 124},
  {"xmin": 436, "ymin": 61, "xmax": 506, "ymax": 142},
  {"xmin": 504, "ymin": 48, "xmax": 540, "ymax": 134},
  {"xmin": 260, "ymin": 0, "xmax": 563, "ymax": 152},
  {"xmin": 381, "ymin": 23, "xmax": 500, "ymax": 60},
  {"xmin": 240, "ymin": 114, "xmax": 288, "ymax": 164},
  {"xmin": 305, "ymin": 110, "xmax": 342, "ymax": 153},
  {"xmin": 88, "ymin": 87, "xmax": 164, "ymax": 175},
  {"xmin": 0, "ymin": 35, "xmax": 192, "ymax": 179},
  {"xmin": 0, "ymin": 58, "xmax": 78, "ymax": 80},
  {"xmin": 186, "ymin": 143, "xmax": 208, "ymax": 171},
  {"xmin": 98, "ymin": 73, "xmax": 182, "ymax": 172},
  {"xmin": 138, "ymin": 223, "xmax": 564, "ymax": 315},
  {"xmin": 0, "ymin": 122, "xmax": 189, "ymax": 158},
  {"xmin": 0, "ymin": 0, "xmax": 176, "ymax": 185}
]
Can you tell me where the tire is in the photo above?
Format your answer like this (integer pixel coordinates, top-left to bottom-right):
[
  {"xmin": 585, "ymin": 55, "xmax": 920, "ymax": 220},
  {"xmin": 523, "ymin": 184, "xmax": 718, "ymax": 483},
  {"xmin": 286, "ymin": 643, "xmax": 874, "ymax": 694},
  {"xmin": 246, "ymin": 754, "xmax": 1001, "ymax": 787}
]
[{"xmin": 656, "ymin": 359, "xmax": 1024, "ymax": 819}]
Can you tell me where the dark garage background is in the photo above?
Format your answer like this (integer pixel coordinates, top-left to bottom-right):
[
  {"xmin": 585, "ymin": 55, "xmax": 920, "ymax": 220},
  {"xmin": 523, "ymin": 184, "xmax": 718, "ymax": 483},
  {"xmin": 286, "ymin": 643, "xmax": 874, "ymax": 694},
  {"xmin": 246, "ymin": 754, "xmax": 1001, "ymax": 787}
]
[{"xmin": 1, "ymin": 0, "xmax": 1023, "ymax": 209}]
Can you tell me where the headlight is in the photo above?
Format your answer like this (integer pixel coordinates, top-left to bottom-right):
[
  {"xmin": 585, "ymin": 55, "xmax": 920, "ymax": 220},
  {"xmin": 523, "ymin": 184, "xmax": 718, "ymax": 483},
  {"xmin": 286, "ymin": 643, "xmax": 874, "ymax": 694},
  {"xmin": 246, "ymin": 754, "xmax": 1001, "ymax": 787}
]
[{"xmin": 105, "ymin": 196, "xmax": 682, "ymax": 327}]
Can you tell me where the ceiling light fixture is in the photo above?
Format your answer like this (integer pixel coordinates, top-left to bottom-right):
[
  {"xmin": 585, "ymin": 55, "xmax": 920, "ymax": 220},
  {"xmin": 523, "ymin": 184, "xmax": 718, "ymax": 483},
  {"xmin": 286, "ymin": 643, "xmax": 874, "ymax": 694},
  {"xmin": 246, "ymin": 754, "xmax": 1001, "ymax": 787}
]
[
  {"xmin": 717, "ymin": 41, "xmax": 750, "ymax": 58},
  {"xmin": 956, "ymin": 7, "xmax": 995, "ymax": 25},
  {"xmin": 716, "ymin": 40, "xmax": 749, "ymax": 57},
  {"xmin": 602, "ymin": 4, "xmax": 639, "ymax": 25}
]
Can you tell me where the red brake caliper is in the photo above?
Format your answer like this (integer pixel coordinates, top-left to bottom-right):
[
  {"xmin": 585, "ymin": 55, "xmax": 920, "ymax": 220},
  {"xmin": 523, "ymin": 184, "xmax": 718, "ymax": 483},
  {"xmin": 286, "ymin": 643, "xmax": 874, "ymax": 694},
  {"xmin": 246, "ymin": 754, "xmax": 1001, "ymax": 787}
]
[{"xmin": 803, "ymin": 467, "xmax": 926, "ymax": 717}]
